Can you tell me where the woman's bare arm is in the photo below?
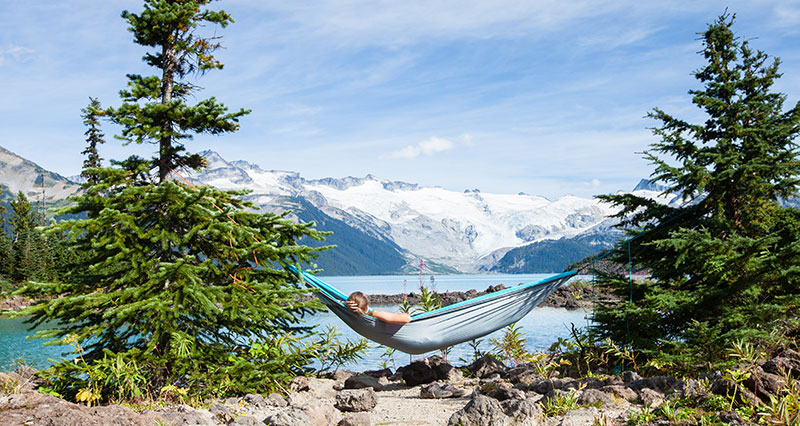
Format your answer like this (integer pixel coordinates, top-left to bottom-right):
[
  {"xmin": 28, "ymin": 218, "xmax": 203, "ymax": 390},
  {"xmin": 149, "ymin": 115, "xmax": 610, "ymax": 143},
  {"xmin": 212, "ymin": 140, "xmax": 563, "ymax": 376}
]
[
  {"xmin": 346, "ymin": 301, "xmax": 411, "ymax": 324},
  {"xmin": 370, "ymin": 310, "xmax": 412, "ymax": 324}
]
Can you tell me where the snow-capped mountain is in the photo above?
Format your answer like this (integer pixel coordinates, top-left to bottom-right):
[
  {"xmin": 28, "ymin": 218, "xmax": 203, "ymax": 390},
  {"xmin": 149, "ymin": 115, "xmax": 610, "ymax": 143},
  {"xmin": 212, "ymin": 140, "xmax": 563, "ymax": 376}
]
[
  {"xmin": 0, "ymin": 144, "xmax": 676, "ymax": 273},
  {"xmin": 189, "ymin": 150, "xmax": 672, "ymax": 272}
]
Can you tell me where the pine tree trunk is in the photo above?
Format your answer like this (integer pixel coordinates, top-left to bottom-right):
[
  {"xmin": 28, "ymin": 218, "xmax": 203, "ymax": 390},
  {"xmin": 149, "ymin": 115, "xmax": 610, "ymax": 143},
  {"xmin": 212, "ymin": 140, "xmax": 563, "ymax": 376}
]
[{"xmin": 159, "ymin": 44, "xmax": 177, "ymax": 183}]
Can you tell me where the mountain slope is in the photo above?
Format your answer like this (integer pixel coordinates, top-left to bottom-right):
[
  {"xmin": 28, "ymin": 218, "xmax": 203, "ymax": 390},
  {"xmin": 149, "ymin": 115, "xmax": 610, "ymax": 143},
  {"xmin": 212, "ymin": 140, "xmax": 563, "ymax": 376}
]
[
  {"xmin": 489, "ymin": 228, "xmax": 622, "ymax": 273},
  {"xmin": 287, "ymin": 197, "xmax": 409, "ymax": 276},
  {"xmin": 2, "ymin": 146, "xmax": 676, "ymax": 274},
  {"xmin": 189, "ymin": 150, "xmax": 646, "ymax": 272},
  {"xmin": 0, "ymin": 146, "xmax": 80, "ymax": 202}
]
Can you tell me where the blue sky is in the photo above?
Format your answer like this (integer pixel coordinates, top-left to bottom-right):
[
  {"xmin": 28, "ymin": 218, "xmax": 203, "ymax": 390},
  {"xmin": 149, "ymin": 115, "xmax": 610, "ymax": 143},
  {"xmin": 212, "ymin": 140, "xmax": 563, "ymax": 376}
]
[{"xmin": 1, "ymin": 1, "xmax": 799, "ymax": 199}]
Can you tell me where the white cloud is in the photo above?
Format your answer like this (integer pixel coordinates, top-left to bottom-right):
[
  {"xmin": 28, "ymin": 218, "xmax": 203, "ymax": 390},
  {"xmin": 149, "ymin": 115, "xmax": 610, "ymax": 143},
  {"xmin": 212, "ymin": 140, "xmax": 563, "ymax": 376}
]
[
  {"xmin": 384, "ymin": 136, "xmax": 455, "ymax": 159},
  {"xmin": 0, "ymin": 45, "xmax": 34, "ymax": 67},
  {"xmin": 774, "ymin": 4, "xmax": 800, "ymax": 28},
  {"xmin": 578, "ymin": 26, "xmax": 661, "ymax": 50}
]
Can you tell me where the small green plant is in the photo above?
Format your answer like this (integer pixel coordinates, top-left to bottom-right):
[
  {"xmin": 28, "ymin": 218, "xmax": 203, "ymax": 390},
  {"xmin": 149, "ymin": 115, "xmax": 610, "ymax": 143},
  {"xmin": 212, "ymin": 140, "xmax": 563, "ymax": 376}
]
[
  {"xmin": 160, "ymin": 384, "xmax": 191, "ymax": 405},
  {"xmin": 0, "ymin": 373, "xmax": 21, "ymax": 394},
  {"xmin": 697, "ymin": 412, "xmax": 723, "ymax": 426},
  {"xmin": 312, "ymin": 326, "xmax": 370, "ymax": 373},
  {"xmin": 490, "ymin": 323, "xmax": 532, "ymax": 366},
  {"xmin": 722, "ymin": 368, "xmax": 752, "ymax": 411},
  {"xmin": 539, "ymin": 390, "xmax": 580, "ymax": 417},
  {"xmin": 439, "ymin": 344, "xmax": 453, "ymax": 361},
  {"xmin": 399, "ymin": 294, "xmax": 413, "ymax": 315},
  {"xmin": 657, "ymin": 399, "xmax": 695, "ymax": 422},
  {"xmin": 458, "ymin": 339, "xmax": 486, "ymax": 365},
  {"xmin": 417, "ymin": 285, "xmax": 442, "ymax": 313},
  {"xmin": 602, "ymin": 338, "xmax": 640, "ymax": 373},
  {"xmin": 759, "ymin": 368, "xmax": 800, "ymax": 425},
  {"xmin": 701, "ymin": 394, "xmax": 729, "ymax": 412},
  {"xmin": 728, "ymin": 338, "xmax": 765, "ymax": 412},
  {"xmin": 378, "ymin": 346, "xmax": 397, "ymax": 370},
  {"xmin": 626, "ymin": 403, "xmax": 656, "ymax": 425},
  {"xmin": 527, "ymin": 351, "xmax": 562, "ymax": 379}
]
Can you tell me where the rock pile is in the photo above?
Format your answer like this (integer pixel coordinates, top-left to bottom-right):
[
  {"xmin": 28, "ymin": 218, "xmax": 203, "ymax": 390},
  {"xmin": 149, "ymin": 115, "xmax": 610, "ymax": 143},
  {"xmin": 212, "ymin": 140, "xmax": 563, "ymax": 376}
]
[{"xmin": 2, "ymin": 348, "xmax": 799, "ymax": 425}]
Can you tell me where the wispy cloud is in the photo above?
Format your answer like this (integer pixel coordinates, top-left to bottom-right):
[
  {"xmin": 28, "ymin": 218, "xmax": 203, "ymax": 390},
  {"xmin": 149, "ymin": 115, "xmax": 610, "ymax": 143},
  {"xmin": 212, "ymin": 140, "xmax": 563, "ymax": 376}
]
[
  {"xmin": 773, "ymin": 4, "xmax": 800, "ymax": 28},
  {"xmin": 0, "ymin": 45, "xmax": 34, "ymax": 67},
  {"xmin": 383, "ymin": 136, "xmax": 455, "ymax": 159},
  {"xmin": 2, "ymin": 0, "xmax": 799, "ymax": 199}
]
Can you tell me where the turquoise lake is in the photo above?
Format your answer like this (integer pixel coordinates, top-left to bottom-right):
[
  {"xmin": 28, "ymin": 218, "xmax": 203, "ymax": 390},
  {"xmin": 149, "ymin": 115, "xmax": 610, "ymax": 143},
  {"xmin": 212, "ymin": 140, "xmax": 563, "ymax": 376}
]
[{"xmin": 0, "ymin": 273, "xmax": 592, "ymax": 372}]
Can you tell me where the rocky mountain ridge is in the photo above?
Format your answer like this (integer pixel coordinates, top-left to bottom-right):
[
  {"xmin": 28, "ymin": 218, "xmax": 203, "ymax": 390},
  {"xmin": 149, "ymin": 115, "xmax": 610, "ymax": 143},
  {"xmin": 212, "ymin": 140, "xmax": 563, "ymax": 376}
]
[
  {"xmin": 0, "ymin": 145, "xmax": 676, "ymax": 273},
  {"xmin": 0, "ymin": 146, "xmax": 81, "ymax": 203},
  {"xmin": 189, "ymin": 150, "xmax": 676, "ymax": 272}
]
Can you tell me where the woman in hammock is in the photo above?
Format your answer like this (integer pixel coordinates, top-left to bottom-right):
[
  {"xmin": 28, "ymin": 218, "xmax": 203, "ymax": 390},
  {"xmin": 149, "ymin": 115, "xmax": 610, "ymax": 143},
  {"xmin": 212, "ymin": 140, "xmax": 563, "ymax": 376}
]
[{"xmin": 346, "ymin": 292, "xmax": 411, "ymax": 324}]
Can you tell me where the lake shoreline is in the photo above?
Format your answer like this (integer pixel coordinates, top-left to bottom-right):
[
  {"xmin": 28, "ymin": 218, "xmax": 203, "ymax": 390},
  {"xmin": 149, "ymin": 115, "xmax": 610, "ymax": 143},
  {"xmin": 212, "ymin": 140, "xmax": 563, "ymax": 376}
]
[{"xmin": 1, "ymin": 280, "xmax": 617, "ymax": 316}]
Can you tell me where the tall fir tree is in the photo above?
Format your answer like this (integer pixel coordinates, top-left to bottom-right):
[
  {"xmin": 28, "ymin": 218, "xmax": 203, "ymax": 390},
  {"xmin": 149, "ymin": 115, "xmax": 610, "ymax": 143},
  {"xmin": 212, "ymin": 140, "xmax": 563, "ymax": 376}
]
[
  {"xmin": 0, "ymin": 199, "xmax": 11, "ymax": 278},
  {"xmin": 108, "ymin": 0, "xmax": 248, "ymax": 182},
  {"xmin": 6, "ymin": 192, "xmax": 54, "ymax": 282},
  {"xmin": 592, "ymin": 13, "xmax": 800, "ymax": 365},
  {"xmin": 80, "ymin": 98, "xmax": 105, "ymax": 185},
  {"xmin": 9, "ymin": 191, "xmax": 39, "ymax": 241},
  {"xmin": 16, "ymin": 0, "xmax": 328, "ymax": 401}
]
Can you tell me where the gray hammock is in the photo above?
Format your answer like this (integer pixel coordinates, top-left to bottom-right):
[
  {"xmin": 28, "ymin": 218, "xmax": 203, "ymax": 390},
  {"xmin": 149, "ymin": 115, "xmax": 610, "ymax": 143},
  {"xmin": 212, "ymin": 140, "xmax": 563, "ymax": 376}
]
[{"xmin": 289, "ymin": 266, "xmax": 577, "ymax": 354}]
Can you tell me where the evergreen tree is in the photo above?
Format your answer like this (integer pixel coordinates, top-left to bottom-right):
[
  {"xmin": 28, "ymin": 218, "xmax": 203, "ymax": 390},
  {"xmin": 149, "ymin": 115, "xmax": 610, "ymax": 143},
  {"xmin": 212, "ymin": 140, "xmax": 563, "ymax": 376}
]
[
  {"xmin": 0, "ymin": 200, "xmax": 11, "ymax": 277},
  {"xmin": 7, "ymin": 191, "xmax": 54, "ymax": 282},
  {"xmin": 0, "ymin": 234, "xmax": 10, "ymax": 278},
  {"xmin": 592, "ymin": 14, "xmax": 800, "ymax": 364},
  {"xmin": 15, "ymin": 0, "xmax": 328, "ymax": 401},
  {"xmin": 80, "ymin": 98, "xmax": 105, "ymax": 185},
  {"xmin": 9, "ymin": 191, "xmax": 39, "ymax": 240},
  {"xmin": 108, "ymin": 0, "xmax": 248, "ymax": 182}
]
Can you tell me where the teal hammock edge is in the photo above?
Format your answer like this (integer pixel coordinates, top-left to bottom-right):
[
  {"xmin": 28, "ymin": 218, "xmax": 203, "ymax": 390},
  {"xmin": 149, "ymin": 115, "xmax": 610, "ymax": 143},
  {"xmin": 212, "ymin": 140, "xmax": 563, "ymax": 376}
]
[
  {"xmin": 286, "ymin": 265, "xmax": 577, "ymax": 354},
  {"xmin": 286, "ymin": 265, "xmax": 576, "ymax": 320}
]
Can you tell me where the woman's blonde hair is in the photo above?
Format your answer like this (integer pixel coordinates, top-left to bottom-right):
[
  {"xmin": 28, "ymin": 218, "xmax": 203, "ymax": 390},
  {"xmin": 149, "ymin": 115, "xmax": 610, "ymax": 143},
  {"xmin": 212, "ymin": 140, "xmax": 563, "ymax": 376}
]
[{"xmin": 348, "ymin": 291, "xmax": 368, "ymax": 311}]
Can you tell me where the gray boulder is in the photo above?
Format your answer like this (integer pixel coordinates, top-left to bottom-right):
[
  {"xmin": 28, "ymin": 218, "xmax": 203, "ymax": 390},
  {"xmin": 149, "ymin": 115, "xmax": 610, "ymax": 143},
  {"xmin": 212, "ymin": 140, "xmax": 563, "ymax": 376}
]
[
  {"xmin": 577, "ymin": 388, "xmax": 614, "ymax": 407},
  {"xmin": 484, "ymin": 381, "xmax": 524, "ymax": 401},
  {"xmin": 448, "ymin": 392, "xmax": 509, "ymax": 426},
  {"xmin": 209, "ymin": 403, "xmax": 235, "ymax": 424},
  {"xmin": 467, "ymin": 355, "xmax": 507, "ymax": 379},
  {"xmin": 266, "ymin": 393, "xmax": 289, "ymax": 408},
  {"xmin": 338, "ymin": 412, "xmax": 372, "ymax": 426},
  {"xmin": 502, "ymin": 397, "xmax": 540, "ymax": 425},
  {"xmin": 420, "ymin": 382, "xmax": 466, "ymax": 399},
  {"xmin": 0, "ymin": 391, "xmax": 162, "ymax": 426},
  {"xmin": 232, "ymin": 415, "xmax": 263, "ymax": 425},
  {"xmin": 600, "ymin": 385, "xmax": 637, "ymax": 401},
  {"xmin": 558, "ymin": 407, "xmax": 600, "ymax": 426},
  {"xmin": 627, "ymin": 376, "xmax": 678, "ymax": 392},
  {"xmin": 329, "ymin": 369, "xmax": 358, "ymax": 384},
  {"xmin": 637, "ymin": 388, "xmax": 664, "ymax": 407},
  {"xmin": 397, "ymin": 360, "xmax": 438, "ymax": 386},
  {"xmin": 428, "ymin": 355, "xmax": 456, "ymax": 380},
  {"xmin": 529, "ymin": 378, "xmax": 569, "ymax": 394},
  {"xmin": 243, "ymin": 393, "xmax": 267, "ymax": 408},
  {"xmin": 153, "ymin": 403, "xmax": 218, "ymax": 425},
  {"xmin": 264, "ymin": 408, "xmax": 314, "ymax": 426},
  {"xmin": 762, "ymin": 349, "xmax": 800, "ymax": 377},
  {"xmin": 289, "ymin": 375, "xmax": 311, "ymax": 392},
  {"xmin": 297, "ymin": 400, "xmax": 341, "ymax": 426},
  {"xmin": 622, "ymin": 370, "xmax": 642, "ymax": 383},
  {"xmin": 580, "ymin": 377, "xmax": 605, "ymax": 389},
  {"xmin": 335, "ymin": 388, "xmax": 378, "ymax": 412},
  {"xmin": 345, "ymin": 374, "xmax": 385, "ymax": 391},
  {"xmin": 505, "ymin": 365, "xmax": 538, "ymax": 385},
  {"xmin": 362, "ymin": 368, "xmax": 393, "ymax": 378}
]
